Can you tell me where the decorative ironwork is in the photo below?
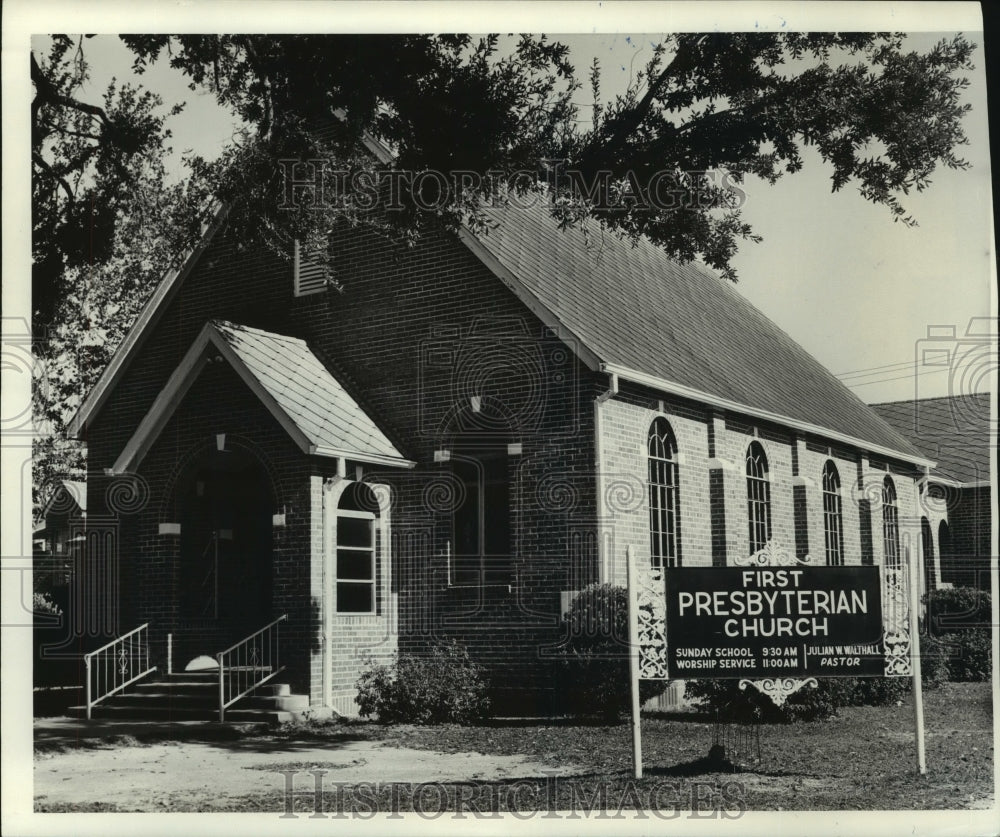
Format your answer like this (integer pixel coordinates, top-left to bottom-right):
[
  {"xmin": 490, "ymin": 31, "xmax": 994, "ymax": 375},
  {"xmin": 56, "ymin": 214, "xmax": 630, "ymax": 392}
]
[
  {"xmin": 882, "ymin": 565, "xmax": 912, "ymax": 677},
  {"xmin": 734, "ymin": 540, "xmax": 813, "ymax": 567},
  {"xmin": 735, "ymin": 540, "xmax": 816, "ymax": 705},
  {"xmin": 217, "ymin": 614, "xmax": 287, "ymax": 721},
  {"xmin": 633, "ymin": 560, "xmax": 669, "ymax": 680},
  {"xmin": 739, "ymin": 677, "xmax": 818, "ymax": 707},
  {"xmin": 83, "ymin": 623, "xmax": 156, "ymax": 720}
]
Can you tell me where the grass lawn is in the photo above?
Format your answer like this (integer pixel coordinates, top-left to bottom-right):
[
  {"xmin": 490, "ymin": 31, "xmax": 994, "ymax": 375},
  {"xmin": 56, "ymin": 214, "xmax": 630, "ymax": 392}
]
[{"xmin": 35, "ymin": 681, "xmax": 993, "ymax": 813}]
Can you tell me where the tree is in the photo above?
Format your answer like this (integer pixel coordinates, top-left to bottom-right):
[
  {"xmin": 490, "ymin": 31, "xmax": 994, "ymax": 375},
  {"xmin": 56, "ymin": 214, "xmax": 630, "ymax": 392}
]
[
  {"xmin": 32, "ymin": 177, "xmax": 204, "ymax": 516},
  {"xmin": 118, "ymin": 32, "xmax": 975, "ymax": 281},
  {"xmin": 30, "ymin": 32, "xmax": 976, "ymax": 512},
  {"xmin": 34, "ymin": 33, "xmax": 975, "ymax": 298},
  {"xmin": 31, "ymin": 35, "xmax": 200, "ymax": 331}
]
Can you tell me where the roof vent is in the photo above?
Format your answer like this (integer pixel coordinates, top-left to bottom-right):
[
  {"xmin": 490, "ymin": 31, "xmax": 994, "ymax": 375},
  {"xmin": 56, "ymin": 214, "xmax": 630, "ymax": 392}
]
[{"xmin": 293, "ymin": 239, "xmax": 329, "ymax": 297}]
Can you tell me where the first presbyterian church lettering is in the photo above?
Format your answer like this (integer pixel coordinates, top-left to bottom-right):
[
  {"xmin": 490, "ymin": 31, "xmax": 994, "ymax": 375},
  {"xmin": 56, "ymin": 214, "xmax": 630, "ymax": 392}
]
[
  {"xmin": 665, "ymin": 566, "xmax": 884, "ymax": 678},
  {"xmin": 677, "ymin": 574, "xmax": 871, "ymax": 640}
]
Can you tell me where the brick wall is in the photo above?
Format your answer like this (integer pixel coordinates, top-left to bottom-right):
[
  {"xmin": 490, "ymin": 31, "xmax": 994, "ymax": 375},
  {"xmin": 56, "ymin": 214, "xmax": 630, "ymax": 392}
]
[
  {"xmin": 942, "ymin": 485, "xmax": 993, "ymax": 590},
  {"xmin": 83, "ymin": 211, "xmax": 933, "ymax": 713},
  {"xmin": 86, "ymin": 217, "xmax": 601, "ymax": 710},
  {"xmin": 594, "ymin": 380, "xmax": 925, "ymax": 580}
]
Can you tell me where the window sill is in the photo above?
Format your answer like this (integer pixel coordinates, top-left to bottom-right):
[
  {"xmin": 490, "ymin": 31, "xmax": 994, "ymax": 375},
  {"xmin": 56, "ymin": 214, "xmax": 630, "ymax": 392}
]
[{"xmin": 444, "ymin": 582, "xmax": 514, "ymax": 593}]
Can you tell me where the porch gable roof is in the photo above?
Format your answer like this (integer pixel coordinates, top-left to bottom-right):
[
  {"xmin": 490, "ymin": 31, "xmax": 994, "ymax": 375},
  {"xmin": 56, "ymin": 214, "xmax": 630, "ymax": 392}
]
[{"xmin": 112, "ymin": 320, "xmax": 415, "ymax": 473}]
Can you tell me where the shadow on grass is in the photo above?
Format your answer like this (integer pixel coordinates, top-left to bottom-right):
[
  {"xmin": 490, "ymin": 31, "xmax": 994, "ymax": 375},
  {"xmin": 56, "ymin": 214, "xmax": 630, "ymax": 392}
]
[
  {"xmin": 467, "ymin": 711, "xmax": 715, "ymax": 728},
  {"xmin": 34, "ymin": 718, "xmax": 377, "ymax": 755}
]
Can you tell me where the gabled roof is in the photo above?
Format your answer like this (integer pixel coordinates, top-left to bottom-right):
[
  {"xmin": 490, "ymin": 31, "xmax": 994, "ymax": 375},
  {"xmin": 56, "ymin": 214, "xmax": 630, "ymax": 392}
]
[
  {"xmin": 68, "ymin": 203, "xmax": 229, "ymax": 438},
  {"xmin": 870, "ymin": 394, "xmax": 992, "ymax": 485},
  {"xmin": 113, "ymin": 320, "xmax": 414, "ymax": 473},
  {"xmin": 72, "ymin": 188, "xmax": 931, "ymax": 467},
  {"xmin": 464, "ymin": 200, "xmax": 930, "ymax": 466}
]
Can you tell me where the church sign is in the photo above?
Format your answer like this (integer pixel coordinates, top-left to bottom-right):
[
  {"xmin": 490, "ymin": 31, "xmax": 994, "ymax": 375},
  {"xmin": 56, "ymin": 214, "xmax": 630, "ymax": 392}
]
[{"xmin": 664, "ymin": 566, "xmax": 885, "ymax": 679}]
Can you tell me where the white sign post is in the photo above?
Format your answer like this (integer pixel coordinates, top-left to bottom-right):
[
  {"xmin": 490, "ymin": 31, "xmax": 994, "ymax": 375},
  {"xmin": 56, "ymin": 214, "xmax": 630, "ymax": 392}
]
[
  {"xmin": 907, "ymin": 544, "xmax": 927, "ymax": 774},
  {"xmin": 626, "ymin": 546, "xmax": 643, "ymax": 779}
]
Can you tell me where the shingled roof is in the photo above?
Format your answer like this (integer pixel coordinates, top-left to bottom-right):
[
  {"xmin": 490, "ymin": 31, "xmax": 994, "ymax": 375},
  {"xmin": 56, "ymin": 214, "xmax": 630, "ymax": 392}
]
[
  {"xmin": 113, "ymin": 320, "xmax": 413, "ymax": 472},
  {"xmin": 870, "ymin": 394, "xmax": 992, "ymax": 484},
  {"xmin": 211, "ymin": 321, "xmax": 410, "ymax": 464},
  {"xmin": 74, "ymin": 189, "xmax": 931, "ymax": 467},
  {"xmin": 470, "ymin": 200, "xmax": 928, "ymax": 464}
]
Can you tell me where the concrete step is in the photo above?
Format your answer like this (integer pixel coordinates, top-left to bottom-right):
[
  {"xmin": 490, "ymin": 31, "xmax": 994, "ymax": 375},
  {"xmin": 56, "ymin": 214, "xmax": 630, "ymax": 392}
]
[
  {"xmin": 71, "ymin": 678, "xmax": 308, "ymax": 723},
  {"xmin": 257, "ymin": 683, "xmax": 290, "ymax": 697},
  {"xmin": 68, "ymin": 704, "xmax": 294, "ymax": 723}
]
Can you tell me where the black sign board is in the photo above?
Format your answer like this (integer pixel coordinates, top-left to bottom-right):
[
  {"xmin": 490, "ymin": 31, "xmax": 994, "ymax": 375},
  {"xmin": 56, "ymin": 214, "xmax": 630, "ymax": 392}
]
[{"xmin": 664, "ymin": 566, "xmax": 885, "ymax": 679}]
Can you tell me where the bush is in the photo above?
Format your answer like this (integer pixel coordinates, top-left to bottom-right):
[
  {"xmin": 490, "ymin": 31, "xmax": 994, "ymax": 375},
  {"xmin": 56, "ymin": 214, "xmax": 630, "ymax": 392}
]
[
  {"xmin": 684, "ymin": 668, "xmax": 944, "ymax": 723},
  {"xmin": 930, "ymin": 629, "xmax": 992, "ymax": 682},
  {"xmin": 924, "ymin": 587, "xmax": 991, "ymax": 633},
  {"xmin": 33, "ymin": 591, "xmax": 63, "ymax": 616},
  {"xmin": 683, "ymin": 678, "xmax": 844, "ymax": 722},
  {"xmin": 921, "ymin": 587, "xmax": 992, "ymax": 682},
  {"xmin": 355, "ymin": 641, "xmax": 491, "ymax": 724},
  {"xmin": 557, "ymin": 584, "xmax": 667, "ymax": 721}
]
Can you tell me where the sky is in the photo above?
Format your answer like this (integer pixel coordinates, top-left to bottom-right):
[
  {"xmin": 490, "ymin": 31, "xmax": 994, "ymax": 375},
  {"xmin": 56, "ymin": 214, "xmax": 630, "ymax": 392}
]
[{"xmin": 23, "ymin": 8, "xmax": 1000, "ymax": 410}]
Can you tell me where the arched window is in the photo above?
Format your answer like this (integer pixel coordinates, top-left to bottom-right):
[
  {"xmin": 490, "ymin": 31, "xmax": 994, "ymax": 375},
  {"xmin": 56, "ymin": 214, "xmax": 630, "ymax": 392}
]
[
  {"xmin": 746, "ymin": 442, "xmax": 772, "ymax": 554},
  {"xmin": 938, "ymin": 520, "xmax": 954, "ymax": 584},
  {"xmin": 648, "ymin": 418, "xmax": 681, "ymax": 568},
  {"xmin": 921, "ymin": 517, "xmax": 936, "ymax": 594},
  {"xmin": 882, "ymin": 476, "xmax": 900, "ymax": 568},
  {"xmin": 822, "ymin": 461, "xmax": 844, "ymax": 565},
  {"xmin": 336, "ymin": 482, "xmax": 380, "ymax": 613}
]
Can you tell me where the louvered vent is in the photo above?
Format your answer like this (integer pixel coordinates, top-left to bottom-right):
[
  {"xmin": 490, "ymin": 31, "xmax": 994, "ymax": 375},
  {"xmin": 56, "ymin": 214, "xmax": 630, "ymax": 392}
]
[{"xmin": 293, "ymin": 239, "xmax": 329, "ymax": 297}]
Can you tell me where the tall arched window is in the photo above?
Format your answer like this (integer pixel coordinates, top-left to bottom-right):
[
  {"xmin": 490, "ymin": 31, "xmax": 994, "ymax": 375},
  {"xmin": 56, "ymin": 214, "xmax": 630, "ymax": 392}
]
[
  {"xmin": 921, "ymin": 517, "xmax": 936, "ymax": 594},
  {"xmin": 822, "ymin": 460, "xmax": 844, "ymax": 565},
  {"xmin": 648, "ymin": 418, "xmax": 681, "ymax": 568},
  {"xmin": 746, "ymin": 442, "xmax": 772, "ymax": 554},
  {"xmin": 938, "ymin": 520, "xmax": 955, "ymax": 584},
  {"xmin": 882, "ymin": 476, "xmax": 900, "ymax": 568}
]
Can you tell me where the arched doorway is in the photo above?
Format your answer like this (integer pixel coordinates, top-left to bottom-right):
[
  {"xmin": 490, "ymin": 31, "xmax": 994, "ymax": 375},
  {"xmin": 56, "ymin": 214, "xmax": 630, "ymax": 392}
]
[{"xmin": 178, "ymin": 448, "xmax": 273, "ymax": 640}]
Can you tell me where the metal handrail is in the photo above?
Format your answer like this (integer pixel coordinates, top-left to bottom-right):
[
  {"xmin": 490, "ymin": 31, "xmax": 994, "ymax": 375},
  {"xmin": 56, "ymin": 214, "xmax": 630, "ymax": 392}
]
[
  {"xmin": 217, "ymin": 614, "xmax": 287, "ymax": 722},
  {"xmin": 83, "ymin": 623, "xmax": 157, "ymax": 719}
]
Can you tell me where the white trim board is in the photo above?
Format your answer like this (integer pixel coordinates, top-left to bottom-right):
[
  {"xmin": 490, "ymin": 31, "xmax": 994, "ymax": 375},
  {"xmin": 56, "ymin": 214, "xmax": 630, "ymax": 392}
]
[{"xmin": 602, "ymin": 362, "xmax": 937, "ymax": 471}]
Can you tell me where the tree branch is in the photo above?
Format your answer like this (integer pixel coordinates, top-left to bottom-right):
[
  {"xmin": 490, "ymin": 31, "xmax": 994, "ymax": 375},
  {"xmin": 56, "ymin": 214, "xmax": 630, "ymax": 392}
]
[
  {"xmin": 32, "ymin": 151, "xmax": 76, "ymax": 205},
  {"xmin": 580, "ymin": 35, "xmax": 707, "ymax": 167},
  {"xmin": 31, "ymin": 52, "xmax": 110, "ymax": 127}
]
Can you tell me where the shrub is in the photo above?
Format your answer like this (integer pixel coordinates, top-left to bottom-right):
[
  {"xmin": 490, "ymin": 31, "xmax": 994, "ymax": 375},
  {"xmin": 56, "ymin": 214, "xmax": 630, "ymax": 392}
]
[
  {"xmin": 557, "ymin": 584, "xmax": 667, "ymax": 721},
  {"xmin": 684, "ymin": 668, "xmax": 944, "ymax": 723},
  {"xmin": 924, "ymin": 587, "xmax": 991, "ymax": 633},
  {"xmin": 683, "ymin": 678, "xmax": 844, "ymax": 722},
  {"xmin": 934, "ymin": 629, "xmax": 992, "ymax": 682},
  {"xmin": 921, "ymin": 587, "xmax": 992, "ymax": 682},
  {"xmin": 355, "ymin": 641, "xmax": 491, "ymax": 724}
]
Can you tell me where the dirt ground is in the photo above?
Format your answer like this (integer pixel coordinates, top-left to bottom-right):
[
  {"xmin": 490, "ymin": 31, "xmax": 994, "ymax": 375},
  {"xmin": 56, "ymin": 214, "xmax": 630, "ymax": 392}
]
[
  {"xmin": 31, "ymin": 682, "xmax": 995, "ymax": 813},
  {"xmin": 33, "ymin": 721, "xmax": 583, "ymax": 811}
]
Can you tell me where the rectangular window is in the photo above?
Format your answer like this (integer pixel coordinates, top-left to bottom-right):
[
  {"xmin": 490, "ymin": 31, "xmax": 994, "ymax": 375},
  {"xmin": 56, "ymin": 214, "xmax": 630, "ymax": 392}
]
[
  {"xmin": 336, "ymin": 510, "xmax": 376, "ymax": 613},
  {"xmin": 450, "ymin": 453, "xmax": 511, "ymax": 586}
]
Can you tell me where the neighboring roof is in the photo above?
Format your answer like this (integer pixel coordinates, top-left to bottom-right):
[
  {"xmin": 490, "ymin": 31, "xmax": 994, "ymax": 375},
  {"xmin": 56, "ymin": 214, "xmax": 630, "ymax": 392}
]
[
  {"xmin": 41, "ymin": 480, "xmax": 87, "ymax": 518},
  {"xmin": 870, "ymin": 394, "xmax": 992, "ymax": 485},
  {"xmin": 113, "ymin": 320, "xmax": 414, "ymax": 473},
  {"xmin": 466, "ymin": 200, "xmax": 929, "ymax": 465}
]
